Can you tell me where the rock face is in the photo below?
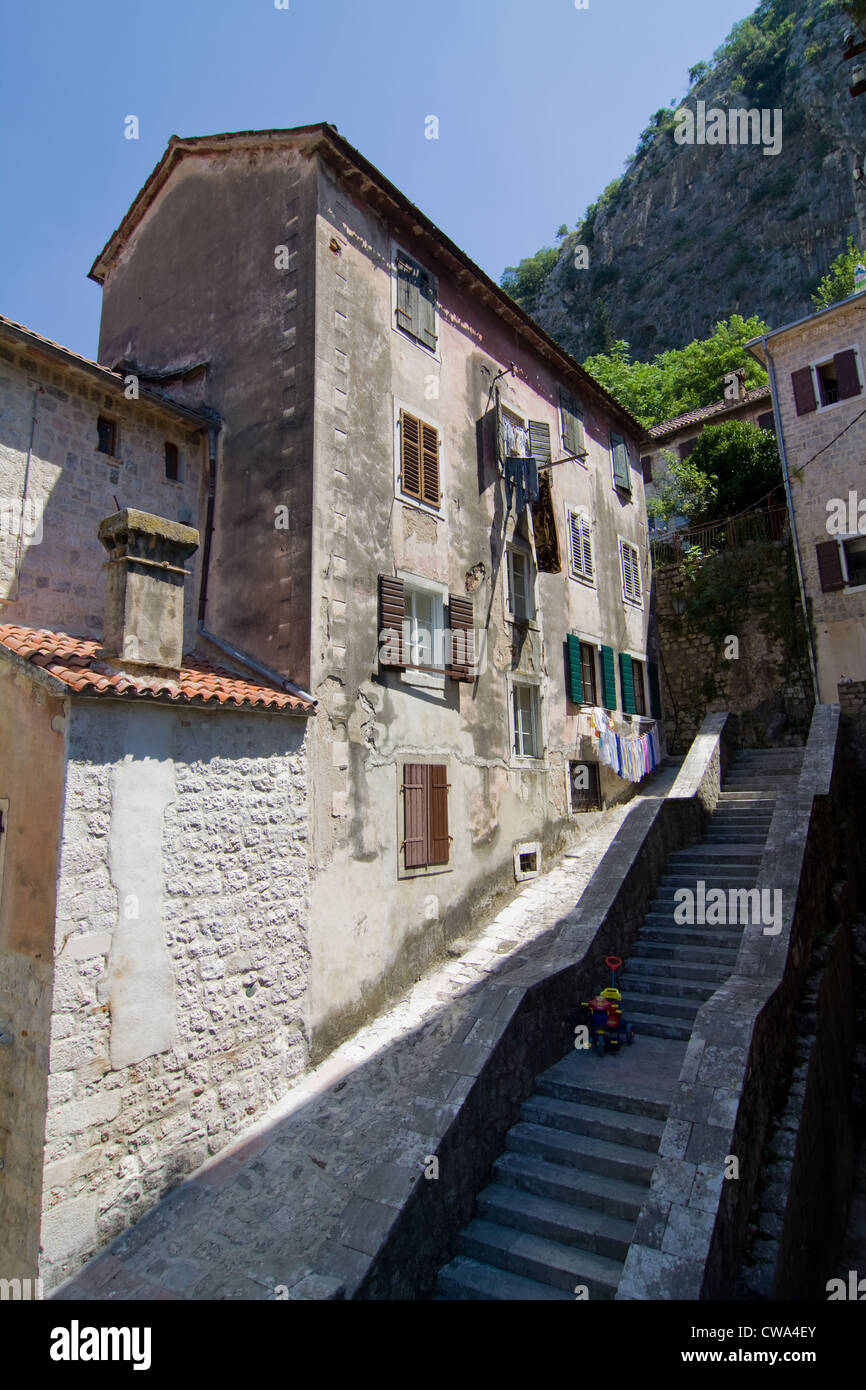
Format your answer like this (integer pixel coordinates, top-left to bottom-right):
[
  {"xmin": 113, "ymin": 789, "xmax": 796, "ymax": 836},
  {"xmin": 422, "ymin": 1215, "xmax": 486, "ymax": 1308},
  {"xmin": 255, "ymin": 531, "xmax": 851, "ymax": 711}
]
[{"xmin": 532, "ymin": 0, "xmax": 866, "ymax": 361}]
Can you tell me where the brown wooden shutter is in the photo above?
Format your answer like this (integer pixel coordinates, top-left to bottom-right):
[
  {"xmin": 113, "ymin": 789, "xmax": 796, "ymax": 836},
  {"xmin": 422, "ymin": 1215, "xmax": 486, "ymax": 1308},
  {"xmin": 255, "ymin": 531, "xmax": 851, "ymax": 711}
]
[
  {"xmin": 816, "ymin": 540, "xmax": 845, "ymax": 592},
  {"xmin": 448, "ymin": 594, "xmax": 474, "ymax": 681},
  {"xmin": 420, "ymin": 421, "xmax": 440, "ymax": 505},
  {"xmin": 428, "ymin": 765, "xmax": 451, "ymax": 865},
  {"xmin": 641, "ymin": 455, "xmax": 653, "ymax": 483},
  {"xmin": 834, "ymin": 349, "xmax": 862, "ymax": 401},
  {"xmin": 678, "ymin": 438, "xmax": 698, "ymax": 460},
  {"xmin": 403, "ymin": 764, "xmax": 428, "ymax": 867},
  {"xmin": 379, "ymin": 575, "xmax": 406, "ymax": 666},
  {"xmin": 400, "ymin": 411, "xmax": 422, "ymax": 499},
  {"xmin": 792, "ymin": 367, "xmax": 816, "ymax": 416}
]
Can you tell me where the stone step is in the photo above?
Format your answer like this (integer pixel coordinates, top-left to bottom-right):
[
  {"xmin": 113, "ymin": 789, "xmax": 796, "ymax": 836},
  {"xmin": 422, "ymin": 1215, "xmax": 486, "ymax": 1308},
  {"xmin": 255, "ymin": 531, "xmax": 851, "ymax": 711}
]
[
  {"xmin": 620, "ymin": 973, "xmax": 715, "ymax": 1003},
  {"xmin": 521, "ymin": 1095, "xmax": 664, "ymax": 1153},
  {"xmin": 716, "ymin": 792, "xmax": 777, "ymax": 803},
  {"xmin": 506, "ymin": 1121, "xmax": 656, "ymax": 1185},
  {"xmin": 476, "ymin": 1183, "xmax": 634, "ymax": 1262},
  {"xmin": 624, "ymin": 956, "xmax": 729, "ymax": 985},
  {"xmin": 492, "ymin": 1151, "xmax": 648, "ymax": 1222},
  {"xmin": 624, "ymin": 1011, "xmax": 693, "ymax": 1041},
  {"xmin": 641, "ymin": 920, "xmax": 743, "ymax": 947},
  {"xmin": 534, "ymin": 1072, "xmax": 670, "ymax": 1121},
  {"xmin": 458, "ymin": 1218, "xmax": 623, "ymax": 1298},
  {"xmin": 629, "ymin": 940, "xmax": 738, "ymax": 964},
  {"xmin": 436, "ymin": 1255, "xmax": 573, "ymax": 1301},
  {"xmin": 616, "ymin": 991, "xmax": 701, "ymax": 1020},
  {"xmin": 703, "ymin": 833, "xmax": 768, "ymax": 844},
  {"xmin": 668, "ymin": 847, "xmax": 763, "ymax": 865}
]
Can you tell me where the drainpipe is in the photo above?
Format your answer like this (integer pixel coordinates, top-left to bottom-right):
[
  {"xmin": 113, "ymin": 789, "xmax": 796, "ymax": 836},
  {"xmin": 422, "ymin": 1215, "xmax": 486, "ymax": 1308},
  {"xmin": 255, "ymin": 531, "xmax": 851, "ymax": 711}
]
[
  {"xmin": 195, "ymin": 418, "xmax": 315, "ymax": 706},
  {"xmin": 762, "ymin": 335, "xmax": 820, "ymax": 703}
]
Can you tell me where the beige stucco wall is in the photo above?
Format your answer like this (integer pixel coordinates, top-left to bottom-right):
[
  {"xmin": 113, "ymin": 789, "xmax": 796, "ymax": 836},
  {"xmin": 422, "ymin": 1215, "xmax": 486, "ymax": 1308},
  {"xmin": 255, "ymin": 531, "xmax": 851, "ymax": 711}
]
[{"xmin": 763, "ymin": 294, "xmax": 866, "ymax": 702}]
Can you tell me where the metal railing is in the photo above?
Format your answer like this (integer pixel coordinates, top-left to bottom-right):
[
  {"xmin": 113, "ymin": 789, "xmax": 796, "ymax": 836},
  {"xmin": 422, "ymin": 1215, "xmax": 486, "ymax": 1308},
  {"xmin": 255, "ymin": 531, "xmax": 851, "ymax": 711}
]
[{"xmin": 651, "ymin": 503, "xmax": 789, "ymax": 568}]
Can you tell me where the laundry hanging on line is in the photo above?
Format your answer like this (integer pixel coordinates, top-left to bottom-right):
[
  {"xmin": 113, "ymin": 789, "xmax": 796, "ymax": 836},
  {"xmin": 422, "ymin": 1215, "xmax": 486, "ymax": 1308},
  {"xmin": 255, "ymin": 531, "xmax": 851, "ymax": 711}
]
[
  {"xmin": 504, "ymin": 455, "xmax": 540, "ymax": 515},
  {"xmin": 582, "ymin": 705, "xmax": 661, "ymax": 784}
]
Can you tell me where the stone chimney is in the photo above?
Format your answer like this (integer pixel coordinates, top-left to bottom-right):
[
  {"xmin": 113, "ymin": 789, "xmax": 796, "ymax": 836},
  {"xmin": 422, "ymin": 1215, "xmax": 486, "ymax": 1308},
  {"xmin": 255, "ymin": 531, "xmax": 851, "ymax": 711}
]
[
  {"xmin": 98, "ymin": 509, "xmax": 200, "ymax": 671},
  {"xmin": 722, "ymin": 368, "xmax": 747, "ymax": 404}
]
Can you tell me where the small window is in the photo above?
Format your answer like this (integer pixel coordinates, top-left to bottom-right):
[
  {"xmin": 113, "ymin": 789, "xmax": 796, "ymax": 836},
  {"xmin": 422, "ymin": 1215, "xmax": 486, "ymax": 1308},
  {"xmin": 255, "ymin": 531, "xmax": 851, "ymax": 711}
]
[
  {"xmin": 580, "ymin": 642, "xmax": 598, "ymax": 706},
  {"xmin": 843, "ymin": 536, "xmax": 866, "ymax": 588},
  {"xmin": 641, "ymin": 455, "xmax": 653, "ymax": 483},
  {"xmin": 610, "ymin": 433, "xmax": 631, "ymax": 492},
  {"xmin": 620, "ymin": 540, "xmax": 643, "ymax": 607},
  {"xmin": 399, "ymin": 409, "xmax": 440, "ymax": 508},
  {"xmin": 632, "ymin": 660, "xmax": 647, "ymax": 716},
  {"xmin": 402, "ymin": 763, "xmax": 450, "ymax": 870},
  {"xmin": 512, "ymin": 681, "xmax": 541, "ymax": 758},
  {"xmin": 506, "ymin": 546, "xmax": 535, "ymax": 622},
  {"xmin": 816, "ymin": 360, "xmax": 840, "ymax": 407},
  {"xmin": 164, "ymin": 442, "xmax": 180, "ymax": 481},
  {"xmin": 567, "ymin": 510, "xmax": 594, "ymax": 584},
  {"xmin": 757, "ymin": 411, "xmax": 775, "ymax": 432},
  {"xmin": 405, "ymin": 582, "xmax": 446, "ymax": 670},
  {"xmin": 514, "ymin": 840, "xmax": 541, "ymax": 880},
  {"xmin": 394, "ymin": 249, "xmax": 438, "ymax": 351},
  {"xmin": 569, "ymin": 762, "xmax": 601, "ymax": 813},
  {"xmin": 97, "ymin": 416, "xmax": 117, "ymax": 457}
]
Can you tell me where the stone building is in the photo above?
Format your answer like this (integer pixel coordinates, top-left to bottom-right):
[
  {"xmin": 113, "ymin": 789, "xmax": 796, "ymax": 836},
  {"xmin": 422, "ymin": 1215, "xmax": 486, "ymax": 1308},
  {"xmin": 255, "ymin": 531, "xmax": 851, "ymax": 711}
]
[
  {"xmin": 89, "ymin": 125, "xmax": 664, "ymax": 1060},
  {"xmin": 748, "ymin": 289, "xmax": 866, "ymax": 703},
  {"xmin": 642, "ymin": 374, "xmax": 774, "ymax": 532},
  {"xmin": 0, "ymin": 508, "xmax": 313, "ymax": 1291}
]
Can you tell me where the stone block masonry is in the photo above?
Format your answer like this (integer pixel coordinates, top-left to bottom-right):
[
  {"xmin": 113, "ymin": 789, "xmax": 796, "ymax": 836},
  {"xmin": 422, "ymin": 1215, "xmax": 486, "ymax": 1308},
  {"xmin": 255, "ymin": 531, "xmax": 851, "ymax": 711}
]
[{"xmin": 40, "ymin": 701, "xmax": 310, "ymax": 1291}]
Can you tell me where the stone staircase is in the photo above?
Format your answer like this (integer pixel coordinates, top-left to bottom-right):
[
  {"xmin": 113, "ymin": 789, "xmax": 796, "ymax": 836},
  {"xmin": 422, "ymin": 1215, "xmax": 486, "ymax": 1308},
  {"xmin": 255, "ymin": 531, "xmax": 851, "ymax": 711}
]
[{"xmin": 435, "ymin": 748, "xmax": 803, "ymax": 1300}]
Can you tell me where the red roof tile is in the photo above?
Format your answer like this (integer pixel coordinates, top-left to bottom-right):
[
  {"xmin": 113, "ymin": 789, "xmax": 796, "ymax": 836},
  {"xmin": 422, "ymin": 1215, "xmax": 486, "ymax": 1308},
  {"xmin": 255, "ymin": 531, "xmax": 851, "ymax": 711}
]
[
  {"xmin": 647, "ymin": 386, "xmax": 771, "ymax": 440},
  {"xmin": 0, "ymin": 625, "xmax": 314, "ymax": 714}
]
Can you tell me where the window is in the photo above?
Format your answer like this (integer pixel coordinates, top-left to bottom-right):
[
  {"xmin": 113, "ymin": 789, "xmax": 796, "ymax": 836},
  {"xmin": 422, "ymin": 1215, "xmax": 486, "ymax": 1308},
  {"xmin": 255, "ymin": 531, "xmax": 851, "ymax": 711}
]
[
  {"xmin": 610, "ymin": 432, "xmax": 631, "ymax": 492},
  {"xmin": 632, "ymin": 660, "xmax": 647, "ymax": 716},
  {"xmin": 378, "ymin": 575, "xmax": 474, "ymax": 680},
  {"xmin": 506, "ymin": 546, "xmax": 535, "ymax": 622},
  {"xmin": 402, "ymin": 764, "xmax": 450, "ymax": 870},
  {"xmin": 164, "ymin": 442, "xmax": 180, "ymax": 481},
  {"xmin": 620, "ymin": 540, "xmax": 643, "ymax": 606},
  {"xmin": 792, "ymin": 349, "xmax": 863, "ymax": 416},
  {"xmin": 514, "ymin": 841, "xmax": 541, "ymax": 880},
  {"xmin": 641, "ymin": 455, "xmax": 653, "ymax": 483},
  {"xmin": 844, "ymin": 537, "xmax": 866, "ymax": 588},
  {"xmin": 581, "ymin": 642, "xmax": 598, "ymax": 706},
  {"xmin": 96, "ymin": 416, "xmax": 117, "ymax": 457},
  {"xmin": 398, "ymin": 409, "xmax": 440, "ymax": 508},
  {"xmin": 394, "ymin": 249, "xmax": 438, "ymax": 351},
  {"xmin": 405, "ymin": 582, "xmax": 446, "ymax": 668},
  {"xmin": 678, "ymin": 438, "xmax": 698, "ymax": 461},
  {"xmin": 569, "ymin": 761, "xmax": 601, "ymax": 813},
  {"xmin": 566, "ymin": 634, "xmax": 598, "ymax": 706},
  {"xmin": 511, "ymin": 681, "xmax": 541, "ymax": 758},
  {"xmin": 567, "ymin": 509, "xmax": 594, "ymax": 584},
  {"xmin": 757, "ymin": 411, "xmax": 776, "ymax": 432}
]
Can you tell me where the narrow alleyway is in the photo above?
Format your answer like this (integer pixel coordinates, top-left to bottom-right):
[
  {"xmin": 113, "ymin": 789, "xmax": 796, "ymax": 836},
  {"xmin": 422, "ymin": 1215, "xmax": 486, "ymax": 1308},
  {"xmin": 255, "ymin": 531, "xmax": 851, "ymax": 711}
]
[{"xmin": 54, "ymin": 760, "xmax": 682, "ymax": 1300}]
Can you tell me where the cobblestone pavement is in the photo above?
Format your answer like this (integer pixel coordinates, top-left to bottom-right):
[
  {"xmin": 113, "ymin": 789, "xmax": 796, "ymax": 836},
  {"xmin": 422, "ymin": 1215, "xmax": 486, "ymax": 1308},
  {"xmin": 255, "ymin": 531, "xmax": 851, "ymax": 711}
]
[{"xmin": 55, "ymin": 760, "xmax": 682, "ymax": 1301}]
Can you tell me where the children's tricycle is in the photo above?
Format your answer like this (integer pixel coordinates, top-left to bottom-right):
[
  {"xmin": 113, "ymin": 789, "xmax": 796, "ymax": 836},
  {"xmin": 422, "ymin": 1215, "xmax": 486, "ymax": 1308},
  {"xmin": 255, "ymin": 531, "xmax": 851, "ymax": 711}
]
[{"xmin": 582, "ymin": 956, "xmax": 636, "ymax": 1056}]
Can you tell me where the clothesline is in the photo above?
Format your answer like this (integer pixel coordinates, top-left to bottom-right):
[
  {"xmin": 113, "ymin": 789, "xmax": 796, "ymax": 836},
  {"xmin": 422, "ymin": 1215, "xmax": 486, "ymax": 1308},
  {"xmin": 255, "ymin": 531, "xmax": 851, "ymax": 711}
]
[{"xmin": 580, "ymin": 705, "xmax": 661, "ymax": 784}]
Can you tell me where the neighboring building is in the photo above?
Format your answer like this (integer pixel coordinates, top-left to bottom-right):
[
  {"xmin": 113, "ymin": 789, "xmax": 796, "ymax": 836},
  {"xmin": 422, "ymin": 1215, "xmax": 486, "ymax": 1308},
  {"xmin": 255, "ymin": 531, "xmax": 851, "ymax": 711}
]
[
  {"xmin": 642, "ymin": 374, "xmax": 774, "ymax": 532},
  {"xmin": 748, "ymin": 290, "xmax": 866, "ymax": 704},
  {"xmin": 0, "ymin": 509, "xmax": 314, "ymax": 1291},
  {"xmin": 89, "ymin": 126, "xmax": 663, "ymax": 1060}
]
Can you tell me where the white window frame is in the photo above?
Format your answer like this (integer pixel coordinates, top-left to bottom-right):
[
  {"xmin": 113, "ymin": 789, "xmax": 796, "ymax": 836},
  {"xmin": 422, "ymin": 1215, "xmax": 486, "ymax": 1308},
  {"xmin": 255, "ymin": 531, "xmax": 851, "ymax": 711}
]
[
  {"xmin": 619, "ymin": 538, "xmax": 643, "ymax": 608},
  {"xmin": 396, "ymin": 569, "xmax": 450, "ymax": 687},
  {"xmin": 393, "ymin": 398, "xmax": 443, "ymax": 517},
  {"xmin": 390, "ymin": 242, "xmax": 440, "ymax": 360},
  {"xmin": 566, "ymin": 507, "xmax": 595, "ymax": 586},
  {"xmin": 809, "ymin": 345, "xmax": 863, "ymax": 413},
  {"xmin": 839, "ymin": 534, "xmax": 866, "ymax": 592},
  {"xmin": 507, "ymin": 673, "xmax": 545, "ymax": 764},
  {"xmin": 504, "ymin": 543, "xmax": 537, "ymax": 624}
]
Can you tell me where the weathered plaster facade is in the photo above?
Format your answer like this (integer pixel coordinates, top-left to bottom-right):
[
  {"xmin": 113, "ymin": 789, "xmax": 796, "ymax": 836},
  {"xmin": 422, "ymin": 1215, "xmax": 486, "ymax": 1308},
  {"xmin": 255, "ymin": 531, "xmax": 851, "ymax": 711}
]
[
  {"xmin": 750, "ymin": 292, "xmax": 866, "ymax": 703},
  {"xmin": 92, "ymin": 128, "xmax": 661, "ymax": 1058}
]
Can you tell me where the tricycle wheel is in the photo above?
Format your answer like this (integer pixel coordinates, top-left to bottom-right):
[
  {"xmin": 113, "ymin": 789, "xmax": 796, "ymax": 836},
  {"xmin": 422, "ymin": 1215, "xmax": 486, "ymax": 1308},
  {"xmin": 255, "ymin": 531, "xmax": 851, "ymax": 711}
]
[
  {"xmin": 627, "ymin": 1026, "xmax": 636, "ymax": 1044},
  {"xmin": 596, "ymin": 1035, "xmax": 606, "ymax": 1056}
]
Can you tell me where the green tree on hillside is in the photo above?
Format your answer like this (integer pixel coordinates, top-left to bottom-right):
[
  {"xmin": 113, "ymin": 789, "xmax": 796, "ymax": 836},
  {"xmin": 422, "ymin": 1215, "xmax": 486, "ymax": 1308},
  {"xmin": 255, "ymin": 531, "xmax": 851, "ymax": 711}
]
[
  {"xmin": 811, "ymin": 236, "xmax": 866, "ymax": 310},
  {"xmin": 500, "ymin": 246, "xmax": 560, "ymax": 314},
  {"xmin": 583, "ymin": 316, "xmax": 770, "ymax": 428}
]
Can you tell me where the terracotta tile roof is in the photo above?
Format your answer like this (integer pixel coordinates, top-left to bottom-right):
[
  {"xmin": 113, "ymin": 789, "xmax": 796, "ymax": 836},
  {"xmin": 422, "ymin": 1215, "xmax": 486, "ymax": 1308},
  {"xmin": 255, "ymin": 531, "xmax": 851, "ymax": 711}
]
[
  {"xmin": 0, "ymin": 625, "xmax": 314, "ymax": 714},
  {"xmin": 647, "ymin": 385, "xmax": 772, "ymax": 440}
]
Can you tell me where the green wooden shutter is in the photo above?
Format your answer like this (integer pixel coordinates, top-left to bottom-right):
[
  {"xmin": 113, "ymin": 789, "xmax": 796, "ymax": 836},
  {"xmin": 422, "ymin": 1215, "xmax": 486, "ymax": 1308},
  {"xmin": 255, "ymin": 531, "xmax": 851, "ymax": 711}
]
[
  {"xmin": 528, "ymin": 420, "xmax": 551, "ymax": 465},
  {"xmin": 418, "ymin": 267, "xmax": 438, "ymax": 350},
  {"xmin": 600, "ymin": 645, "xmax": 617, "ymax": 710},
  {"xmin": 619, "ymin": 653, "xmax": 635, "ymax": 714},
  {"xmin": 395, "ymin": 253, "xmax": 419, "ymax": 336},
  {"xmin": 566, "ymin": 634, "xmax": 583, "ymax": 704},
  {"xmin": 647, "ymin": 659, "xmax": 662, "ymax": 719},
  {"xmin": 560, "ymin": 390, "xmax": 586, "ymax": 457},
  {"xmin": 611, "ymin": 434, "xmax": 631, "ymax": 491}
]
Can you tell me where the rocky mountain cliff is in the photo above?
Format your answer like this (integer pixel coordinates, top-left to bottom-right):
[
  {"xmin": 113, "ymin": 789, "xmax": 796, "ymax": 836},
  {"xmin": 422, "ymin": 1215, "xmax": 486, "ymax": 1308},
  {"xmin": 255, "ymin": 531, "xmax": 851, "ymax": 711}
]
[{"xmin": 531, "ymin": 0, "xmax": 866, "ymax": 361}]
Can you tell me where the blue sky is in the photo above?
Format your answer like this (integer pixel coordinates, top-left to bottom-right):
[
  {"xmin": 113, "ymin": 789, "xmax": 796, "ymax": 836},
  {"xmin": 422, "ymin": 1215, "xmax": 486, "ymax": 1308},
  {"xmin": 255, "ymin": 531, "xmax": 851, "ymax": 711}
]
[{"xmin": 0, "ymin": 0, "xmax": 756, "ymax": 358}]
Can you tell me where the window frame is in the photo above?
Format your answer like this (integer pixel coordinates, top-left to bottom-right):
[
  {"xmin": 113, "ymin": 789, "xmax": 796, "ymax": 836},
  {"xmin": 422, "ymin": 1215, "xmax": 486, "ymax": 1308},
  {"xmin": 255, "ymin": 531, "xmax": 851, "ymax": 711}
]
[
  {"xmin": 391, "ymin": 243, "xmax": 440, "ymax": 357},
  {"xmin": 579, "ymin": 640, "xmax": 599, "ymax": 707},
  {"xmin": 395, "ymin": 570, "xmax": 450, "ymax": 686},
  {"xmin": 507, "ymin": 673, "xmax": 545, "ymax": 764},
  {"xmin": 393, "ymin": 400, "xmax": 443, "ymax": 515},
  {"xmin": 96, "ymin": 415, "xmax": 118, "ymax": 459},
  {"xmin": 808, "ymin": 346, "xmax": 863, "ymax": 414},
  {"xmin": 398, "ymin": 762, "xmax": 452, "ymax": 878},
  {"xmin": 619, "ymin": 537, "xmax": 644, "ymax": 608},
  {"xmin": 504, "ymin": 543, "xmax": 538, "ymax": 625},
  {"xmin": 841, "ymin": 534, "xmax": 866, "ymax": 591},
  {"xmin": 566, "ymin": 507, "xmax": 595, "ymax": 586},
  {"xmin": 164, "ymin": 441, "xmax": 181, "ymax": 482}
]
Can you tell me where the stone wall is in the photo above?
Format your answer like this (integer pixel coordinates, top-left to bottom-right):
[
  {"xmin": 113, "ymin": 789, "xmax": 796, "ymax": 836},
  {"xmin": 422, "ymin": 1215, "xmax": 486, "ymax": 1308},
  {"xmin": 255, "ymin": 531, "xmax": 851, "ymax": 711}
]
[
  {"xmin": 839, "ymin": 679, "xmax": 866, "ymax": 791},
  {"xmin": 0, "ymin": 344, "xmax": 206, "ymax": 640},
  {"xmin": 40, "ymin": 700, "xmax": 310, "ymax": 1291},
  {"xmin": 655, "ymin": 541, "xmax": 813, "ymax": 752}
]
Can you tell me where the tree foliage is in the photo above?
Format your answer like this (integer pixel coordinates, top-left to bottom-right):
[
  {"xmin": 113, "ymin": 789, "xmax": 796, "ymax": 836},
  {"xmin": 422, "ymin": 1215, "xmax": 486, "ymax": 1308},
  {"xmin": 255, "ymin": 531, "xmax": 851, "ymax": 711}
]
[
  {"xmin": 811, "ymin": 236, "xmax": 866, "ymax": 310},
  {"xmin": 582, "ymin": 316, "xmax": 770, "ymax": 428},
  {"xmin": 648, "ymin": 451, "xmax": 719, "ymax": 528},
  {"xmin": 686, "ymin": 421, "xmax": 783, "ymax": 523},
  {"xmin": 500, "ymin": 246, "xmax": 560, "ymax": 314}
]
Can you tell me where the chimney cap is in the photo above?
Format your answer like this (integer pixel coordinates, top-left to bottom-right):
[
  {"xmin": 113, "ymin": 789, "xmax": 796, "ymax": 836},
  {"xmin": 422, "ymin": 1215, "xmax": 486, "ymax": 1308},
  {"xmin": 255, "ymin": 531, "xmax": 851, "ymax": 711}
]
[{"xmin": 98, "ymin": 508, "xmax": 199, "ymax": 555}]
